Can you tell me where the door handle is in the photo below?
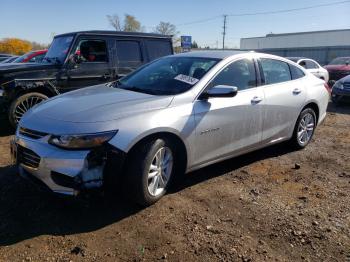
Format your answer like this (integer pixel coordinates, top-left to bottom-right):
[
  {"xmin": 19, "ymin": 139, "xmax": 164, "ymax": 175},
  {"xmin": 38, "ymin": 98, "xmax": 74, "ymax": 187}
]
[
  {"xmin": 293, "ymin": 88, "xmax": 302, "ymax": 95},
  {"xmin": 251, "ymin": 96, "xmax": 263, "ymax": 104},
  {"xmin": 102, "ymin": 73, "xmax": 111, "ymax": 80}
]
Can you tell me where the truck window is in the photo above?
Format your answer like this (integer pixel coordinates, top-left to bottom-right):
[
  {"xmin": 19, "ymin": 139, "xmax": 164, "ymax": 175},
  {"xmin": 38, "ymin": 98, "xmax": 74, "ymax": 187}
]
[
  {"xmin": 116, "ymin": 41, "xmax": 142, "ymax": 66},
  {"xmin": 146, "ymin": 40, "xmax": 172, "ymax": 61},
  {"xmin": 74, "ymin": 39, "xmax": 108, "ymax": 63}
]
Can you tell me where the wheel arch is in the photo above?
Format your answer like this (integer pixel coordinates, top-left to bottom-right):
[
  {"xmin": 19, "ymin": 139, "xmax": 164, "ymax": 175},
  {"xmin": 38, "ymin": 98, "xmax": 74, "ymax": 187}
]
[
  {"xmin": 301, "ymin": 101, "xmax": 319, "ymax": 124},
  {"xmin": 8, "ymin": 78, "xmax": 59, "ymax": 100},
  {"xmin": 124, "ymin": 130, "xmax": 189, "ymax": 173}
]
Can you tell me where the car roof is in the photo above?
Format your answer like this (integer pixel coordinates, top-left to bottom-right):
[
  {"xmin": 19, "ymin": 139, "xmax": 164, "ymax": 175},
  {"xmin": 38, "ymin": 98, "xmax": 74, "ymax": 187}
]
[
  {"xmin": 173, "ymin": 50, "xmax": 246, "ymax": 59},
  {"xmin": 55, "ymin": 30, "xmax": 172, "ymax": 39},
  {"xmin": 286, "ymin": 57, "xmax": 308, "ymax": 61},
  {"xmin": 32, "ymin": 49, "xmax": 47, "ymax": 54}
]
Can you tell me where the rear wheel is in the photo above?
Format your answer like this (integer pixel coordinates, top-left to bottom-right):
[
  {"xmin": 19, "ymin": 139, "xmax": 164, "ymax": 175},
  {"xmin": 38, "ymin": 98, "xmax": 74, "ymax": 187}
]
[
  {"xmin": 125, "ymin": 138, "xmax": 176, "ymax": 206},
  {"xmin": 290, "ymin": 108, "xmax": 316, "ymax": 149},
  {"xmin": 9, "ymin": 92, "xmax": 48, "ymax": 127}
]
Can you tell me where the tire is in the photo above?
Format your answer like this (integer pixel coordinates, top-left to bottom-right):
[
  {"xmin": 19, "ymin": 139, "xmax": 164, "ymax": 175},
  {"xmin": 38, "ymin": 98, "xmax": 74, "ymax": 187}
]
[
  {"xmin": 9, "ymin": 92, "xmax": 48, "ymax": 128},
  {"xmin": 290, "ymin": 108, "xmax": 317, "ymax": 149},
  {"xmin": 125, "ymin": 138, "xmax": 178, "ymax": 206}
]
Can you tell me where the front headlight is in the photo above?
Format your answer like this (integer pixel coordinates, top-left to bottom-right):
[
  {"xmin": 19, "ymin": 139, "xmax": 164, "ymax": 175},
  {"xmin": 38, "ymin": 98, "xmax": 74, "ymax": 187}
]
[
  {"xmin": 49, "ymin": 130, "xmax": 118, "ymax": 149},
  {"xmin": 333, "ymin": 81, "xmax": 344, "ymax": 90}
]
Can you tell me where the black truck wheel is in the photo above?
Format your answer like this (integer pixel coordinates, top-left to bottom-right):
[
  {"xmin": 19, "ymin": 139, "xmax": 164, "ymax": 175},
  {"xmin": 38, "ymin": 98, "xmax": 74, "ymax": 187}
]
[{"xmin": 9, "ymin": 92, "xmax": 48, "ymax": 127}]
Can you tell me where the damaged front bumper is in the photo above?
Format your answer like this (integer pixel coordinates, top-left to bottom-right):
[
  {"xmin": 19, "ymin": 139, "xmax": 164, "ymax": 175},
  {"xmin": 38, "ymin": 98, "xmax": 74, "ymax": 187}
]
[{"xmin": 11, "ymin": 131, "xmax": 125, "ymax": 196}]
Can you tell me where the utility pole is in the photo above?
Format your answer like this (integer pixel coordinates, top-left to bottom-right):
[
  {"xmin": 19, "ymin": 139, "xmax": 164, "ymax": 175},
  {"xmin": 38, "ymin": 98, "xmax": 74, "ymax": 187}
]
[{"xmin": 222, "ymin": 15, "xmax": 227, "ymax": 50}]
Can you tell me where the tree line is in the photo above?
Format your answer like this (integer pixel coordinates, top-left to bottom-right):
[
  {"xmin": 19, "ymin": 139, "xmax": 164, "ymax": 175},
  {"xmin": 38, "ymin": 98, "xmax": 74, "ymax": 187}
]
[
  {"xmin": 107, "ymin": 14, "xmax": 200, "ymax": 50},
  {"xmin": 0, "ymin": 38, "xmax": 48, "ymax": 55}
]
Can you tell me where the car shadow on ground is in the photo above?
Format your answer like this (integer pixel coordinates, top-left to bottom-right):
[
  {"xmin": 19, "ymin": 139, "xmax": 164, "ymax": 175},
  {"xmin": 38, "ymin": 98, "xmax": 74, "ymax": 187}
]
[
  {"xmin": 0, "ymin": 142, "xmax": 295, "ymax": 246},
  {"xmin": 327, "ymin": 101, "xmax": 350, "ymax": 115}
]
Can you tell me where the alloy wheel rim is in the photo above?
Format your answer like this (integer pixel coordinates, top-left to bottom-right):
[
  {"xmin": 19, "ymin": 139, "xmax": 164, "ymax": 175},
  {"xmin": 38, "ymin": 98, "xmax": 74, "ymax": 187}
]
[
  {"xmin": 147, "ymin": 146, "xmax": 173, "ymax": 197},
  {"xmin": 297, "ymin": 113, "xmax": 315, "ymax": 145},
  {"xmin": 14, "ymin": 96, "xmax": 46, "ymax": 124}
]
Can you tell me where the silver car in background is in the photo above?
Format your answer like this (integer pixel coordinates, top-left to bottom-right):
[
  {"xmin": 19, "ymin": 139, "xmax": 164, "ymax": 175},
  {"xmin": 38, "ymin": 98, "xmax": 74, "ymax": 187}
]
[{"xmin": 12, "ymin": 51, "xmax": 329, "ymax": 206}]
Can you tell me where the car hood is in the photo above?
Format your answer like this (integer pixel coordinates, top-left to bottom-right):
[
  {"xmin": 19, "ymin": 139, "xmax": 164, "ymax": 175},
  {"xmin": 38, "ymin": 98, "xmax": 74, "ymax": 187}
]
[
  {"xmin": 324, "ymin": 65, "xmax": 350, "ymax": 71},
  {"xmin": 0, "ymin": 62, "xmax": 57, "ymax": 73},
  {"xmin": 21, "ymin": 85, "xmax": 174, "ymax": 133},
  {"xmin": 337, "ymin": 74, "xmax": 350, "ymax": 83}
]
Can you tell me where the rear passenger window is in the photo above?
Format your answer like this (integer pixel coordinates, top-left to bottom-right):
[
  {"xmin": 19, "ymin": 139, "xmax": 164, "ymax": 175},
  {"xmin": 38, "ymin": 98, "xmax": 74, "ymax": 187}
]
[
  {"xmin": 146, "ymin": 40, "xmax": 172, "ymax": 61},
  {"xmin": 209, "ymin": 59, "xmax": 257, "ymax": 91},
  {"xmin": 260, "ymin": 58, "xmax": 291, "ymax": 85},
  {"xmin": 116, "ymin": 41, "xmax": 142, "ymax": 65},
  {"xmin": 289, "ymin": 64, "xmax": 305, "ymax": 80}
]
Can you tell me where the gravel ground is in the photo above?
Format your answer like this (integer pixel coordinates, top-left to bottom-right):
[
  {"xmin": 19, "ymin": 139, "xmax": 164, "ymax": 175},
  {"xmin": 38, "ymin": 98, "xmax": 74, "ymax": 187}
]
[{"xmin": 0, "ymin": 102, "xmax": 349, "ymax": 262}]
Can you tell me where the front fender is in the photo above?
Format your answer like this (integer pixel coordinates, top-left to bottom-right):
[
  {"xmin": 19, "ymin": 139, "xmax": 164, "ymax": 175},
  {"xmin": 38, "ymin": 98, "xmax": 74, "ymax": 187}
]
[{"xmin": 107, "ymin": 104, "xmax": 196, "ymax": 163}]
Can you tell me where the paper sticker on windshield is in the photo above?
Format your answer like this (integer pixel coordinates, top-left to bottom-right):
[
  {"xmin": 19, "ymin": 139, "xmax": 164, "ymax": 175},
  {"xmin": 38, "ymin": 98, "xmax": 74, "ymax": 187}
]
[{"xmin": 174, "ymin": 74, "xmax": 199, "ymax": 85}]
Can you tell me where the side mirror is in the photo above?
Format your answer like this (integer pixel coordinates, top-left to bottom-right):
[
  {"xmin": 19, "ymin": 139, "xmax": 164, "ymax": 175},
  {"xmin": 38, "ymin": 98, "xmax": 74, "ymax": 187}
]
[{"xmin": 200, "ymin": 85, "xmax": 238, "ymax": 100}]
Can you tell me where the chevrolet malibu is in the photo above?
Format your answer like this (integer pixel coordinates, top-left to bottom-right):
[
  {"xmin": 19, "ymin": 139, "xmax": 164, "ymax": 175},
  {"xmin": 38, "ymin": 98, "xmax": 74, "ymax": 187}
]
[{"xmin": 12, "ymin": 51, "xmax": 329, "ymax": 206}]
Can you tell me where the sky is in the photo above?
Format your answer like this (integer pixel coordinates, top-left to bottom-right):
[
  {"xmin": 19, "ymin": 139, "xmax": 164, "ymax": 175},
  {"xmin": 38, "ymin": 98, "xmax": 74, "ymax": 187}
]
[{"xmin": 0, "ymin": 0, "xmax": 349, "ymax": 48}]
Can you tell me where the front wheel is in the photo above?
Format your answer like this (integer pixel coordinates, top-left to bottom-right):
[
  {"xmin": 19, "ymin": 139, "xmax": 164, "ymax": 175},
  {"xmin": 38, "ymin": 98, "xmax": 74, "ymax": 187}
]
[
  {"xmin": 9, "ymin": 92, "xmax": 48, "ymax": 127},
  {"xmin": 125, "ymin": 138, "xmax": 176, "ymax": 206},
  {"xmin": 290, "ymin": 108, "xmax": 316, "ymax": 149}
]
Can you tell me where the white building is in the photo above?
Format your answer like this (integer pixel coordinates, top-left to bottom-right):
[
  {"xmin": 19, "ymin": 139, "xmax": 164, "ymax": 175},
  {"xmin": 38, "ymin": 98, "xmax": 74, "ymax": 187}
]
[{"xmin": 240, "ymin": 29, "xmax": 350, "ymax": 65}]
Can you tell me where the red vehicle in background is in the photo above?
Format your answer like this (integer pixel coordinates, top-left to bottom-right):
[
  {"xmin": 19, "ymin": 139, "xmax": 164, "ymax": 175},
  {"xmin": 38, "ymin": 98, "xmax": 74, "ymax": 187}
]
[
  {"xmin": 12, "ymin": 49, "xmax": 47, "ymax": 63},
  {"xmin": 324, "ymin": 57, "xmax": 350, "ymax": 86}
]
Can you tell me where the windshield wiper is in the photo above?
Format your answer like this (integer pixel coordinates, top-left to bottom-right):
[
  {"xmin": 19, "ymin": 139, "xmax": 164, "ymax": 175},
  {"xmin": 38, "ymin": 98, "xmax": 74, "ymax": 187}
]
[{"xmin": 122, "ymin": 86, "xmax": 157, "ymax": 95}]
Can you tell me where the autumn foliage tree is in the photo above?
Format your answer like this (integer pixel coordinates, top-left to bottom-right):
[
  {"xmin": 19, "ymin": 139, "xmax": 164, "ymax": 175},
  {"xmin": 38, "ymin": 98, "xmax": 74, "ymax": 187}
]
[
  {"xmin": 107, "ymin": 14, "xmax": 143, "ymax": 32},
  {"xmin": 0, "ymin": 38, "xmax": 32, "ymax": 55}
]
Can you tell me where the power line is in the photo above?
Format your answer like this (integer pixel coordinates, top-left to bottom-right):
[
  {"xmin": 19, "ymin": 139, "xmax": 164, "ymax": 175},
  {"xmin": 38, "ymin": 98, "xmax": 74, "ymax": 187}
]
[
  {"xmin": 227, "ymin": 0, "xmax": 350, "ymax": 16},
  {"xmin": 175, "ymin": 0, "xmax": 350, "ymax": 27},
  {"xmin": 175, "ymin": 16, "xmax": 222, "ymax": 27}
]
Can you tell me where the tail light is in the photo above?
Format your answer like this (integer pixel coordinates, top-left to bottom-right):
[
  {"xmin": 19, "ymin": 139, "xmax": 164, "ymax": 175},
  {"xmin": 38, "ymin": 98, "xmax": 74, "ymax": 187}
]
[{"xmin": 324, "ymin": 83, "xmax": 331, "ymax": 94}]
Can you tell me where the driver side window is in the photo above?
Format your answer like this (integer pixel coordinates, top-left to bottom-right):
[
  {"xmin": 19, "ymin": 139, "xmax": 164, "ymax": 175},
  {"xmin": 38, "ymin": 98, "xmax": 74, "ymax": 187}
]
[
  {"xmin": 74, "ymin": 39, "xmax": 108, "ymax": 63},
  {"xmin": 209, "ymin": 59, "xmax": 257, "ymax": 91}
]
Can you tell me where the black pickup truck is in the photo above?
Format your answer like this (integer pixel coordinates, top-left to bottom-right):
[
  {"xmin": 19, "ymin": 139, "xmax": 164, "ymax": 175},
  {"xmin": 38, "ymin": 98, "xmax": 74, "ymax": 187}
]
[{"xmin": 0, "ymin": 30, "xmax": 173, "ymax": 127}]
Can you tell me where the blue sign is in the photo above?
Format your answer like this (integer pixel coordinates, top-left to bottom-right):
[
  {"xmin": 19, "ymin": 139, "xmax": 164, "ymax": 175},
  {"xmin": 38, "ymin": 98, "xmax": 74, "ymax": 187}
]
[{"xmin": 181, "ymin": 36, "xmax": 192, "ymax": 49}]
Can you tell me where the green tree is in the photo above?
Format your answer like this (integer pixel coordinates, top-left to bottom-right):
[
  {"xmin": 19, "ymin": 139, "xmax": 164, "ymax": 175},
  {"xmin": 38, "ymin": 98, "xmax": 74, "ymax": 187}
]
[{"xmin": 191, "ymin": 41, "xmax": 198, "ymax": 49}]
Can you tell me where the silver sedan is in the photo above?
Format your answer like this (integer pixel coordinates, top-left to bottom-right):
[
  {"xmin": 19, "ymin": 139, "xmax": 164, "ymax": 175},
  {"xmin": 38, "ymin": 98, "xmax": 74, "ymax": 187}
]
[{"xmin": 12, "ymin": 51, "xmax": 329, "ymax": 206}]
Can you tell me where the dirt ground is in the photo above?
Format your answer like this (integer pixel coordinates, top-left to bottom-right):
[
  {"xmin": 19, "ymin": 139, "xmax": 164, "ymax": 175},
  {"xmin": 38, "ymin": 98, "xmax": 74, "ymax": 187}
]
[{"xmin": 0, "ymin": 102, "xmax": 349, "ymax": 262}]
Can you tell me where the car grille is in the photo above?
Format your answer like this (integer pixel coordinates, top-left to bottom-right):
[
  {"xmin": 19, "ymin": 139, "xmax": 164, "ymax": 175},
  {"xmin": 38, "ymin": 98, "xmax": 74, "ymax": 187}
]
[
  {"xmin": 19, "ymin": 127, "xmax": 48, "ymax": 139},
  {"xmin": 17, "ymin": 145, "xmax": 41, "ymax": 169},
  {"xmin": 329, "ymin": 71, "xmax": 350, "ymax": 81},
  {"xmin": 343, "ymin": 82, "xmax": 350, "ymax": 90}
]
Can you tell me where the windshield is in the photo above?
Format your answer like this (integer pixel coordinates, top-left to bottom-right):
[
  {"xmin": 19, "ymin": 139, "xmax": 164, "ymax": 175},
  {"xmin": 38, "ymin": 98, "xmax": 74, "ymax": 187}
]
[
  {"xmin": 43, "ymin": 35, "xmax": 74, "ymax": 64},
  {"xmin": 13, "ymin": 52, "xmax": 34, "ymax": 63},
  {"xmin": 118, "ymin": 56, "xmax": 220, "ymax": 95},
  {"xmin": 329, "ymin": 57, "xmax": 350, "ymax": 65}
]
